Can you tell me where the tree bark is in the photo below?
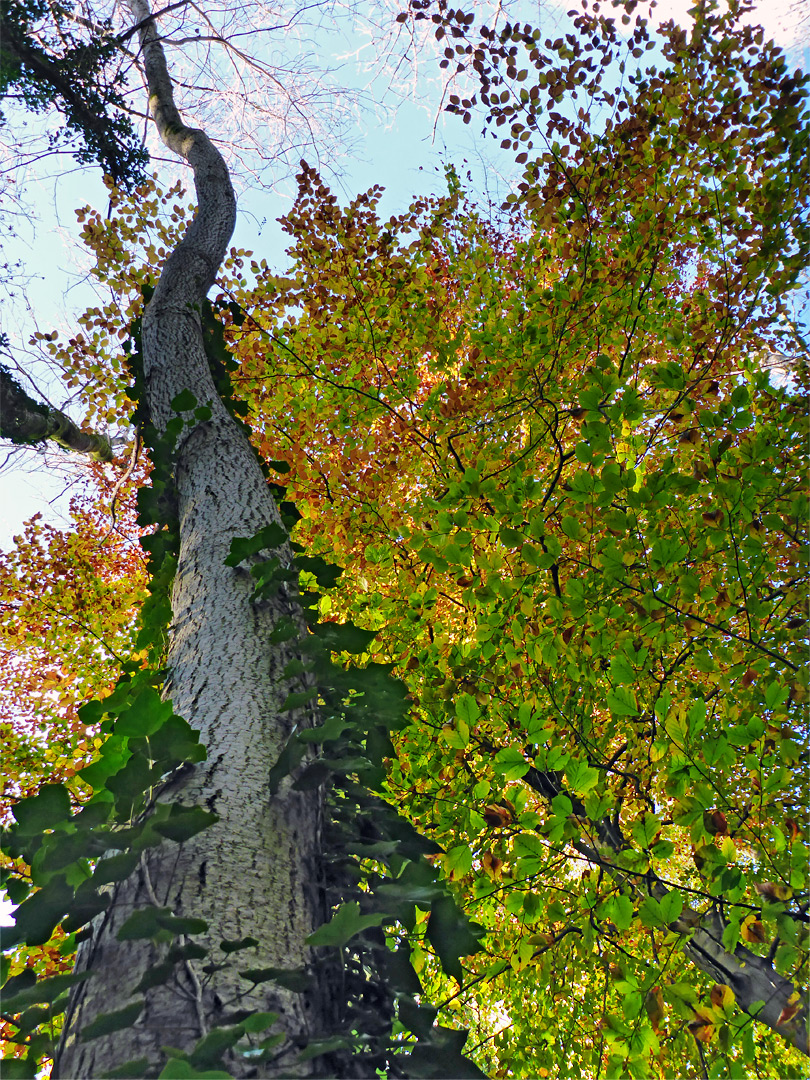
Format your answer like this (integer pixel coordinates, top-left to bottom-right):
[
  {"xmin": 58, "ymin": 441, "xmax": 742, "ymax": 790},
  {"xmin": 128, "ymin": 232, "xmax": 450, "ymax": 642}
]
[{"xmin": 53, "ymin": 1, "xmax": 329, "ymax": 1076}]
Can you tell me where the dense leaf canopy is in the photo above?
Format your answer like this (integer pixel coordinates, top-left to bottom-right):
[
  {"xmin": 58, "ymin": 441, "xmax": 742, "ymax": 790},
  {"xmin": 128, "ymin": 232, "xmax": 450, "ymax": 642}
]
[{"xmin": 1, "ymin": 0, "xmax": 808, "ymax": 1076}]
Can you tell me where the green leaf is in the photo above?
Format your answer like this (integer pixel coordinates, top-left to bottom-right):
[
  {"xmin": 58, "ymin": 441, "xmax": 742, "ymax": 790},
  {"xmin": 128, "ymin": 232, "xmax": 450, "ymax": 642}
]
[
  {"xmin": 658, "ymin": 889, "xmax": 683, "ymax": 924},
  {"xmin": 225, "ymin": 524, "xmax": 287, "ymax": 566},
  {"xmin": 158, "ymin": 1061, "xmax": 231, "ymax": 1079},
  {"xmin": 0, "ymin": 1057, "xmax": 37, "ymax": 1079},
  {"xmin": 565, "ymin": 759, "xmax": 599, "ymax": 795},
  {"xmin": 455, "ymin": 694, "xmax": 481, "ymax": 725},
  {"xmin": 606, "ymin": 687, "xmax": 639, "ymax": 716},
  {"xmin": 156, "ymin": 914, "xmax": 209, "ymax": 937},
  {"xmin": 12, "ymin": 875, "xmax": 74, "ymax": 945},
  {"xmin": 606, "ymin": 893, "xmax": 634, "ymax": 931},
  {"xmin": 115, "ymin": 686, "xmax": 173, "ymax": 737},
  {"xmin": 637, "ymin": 893, "xmax": 681, "ymax": 929},
  {"xmin": 426, "ymin": 895, "xmax": 483, "ymax": 982},
  {"xmin": 117, "ymin": 905, "xmax": 173, "ymax": 941},
  {"xmin": 296, "ymin": 556, "xmax": 343, "ymax": 589},
  {"xmin": 445, "ymin": 845, "xmax": 473, "ymax": 877},
  {"xmin": 631, "ymin": 814, "xmax": 662, "ymax": 850},
  {"xmin": 102, "ymin": 1058, "xmax": 152, "ymax": 1079},
  {"xmin": 81, "ymin": 1001, "xmax": 144, "ymax": 1041},
  {"xmin": 239, "ymin": 966, "xmax": 309, "ymax": 992},
  {"xmin": 240, "ymin": 1011, "xmax": 279, "ymax": 1034},
  {"xmin": 0, "ymin": 970, "xmax": 92, "ymax": 1013},
  {"xmin": 297, "ymin": 1037, "xmax": 354, "ymax": 1062},
  {"xmin": 12, "ymin": 785, "xmax": 71, "ymax": 834},
  {"xmin": 493, "ymin": 747, "xmax": 529, "ymax": 780},
  {"xmin": 399, "ymin": 997, "xmax": 438, "ymax": 1038},
  {"xmin": 280, "ymin": 689, "xmax": 318, "ymax": 712},
  {"xmin": 311, "ymin": 621, "xmax": 377, "ymax": 654},
  {"xmin": 133, "ymin": 960, "xmax": 174, "ymax": 993},
  {"xmin": 406, "ymin": 1025, "xmax": 486, "ymax": 1079},
  {"xmin": 150, "ymin": 716, "xmax": 207, "ymax": 769},
  {"xmin": 188, "ymin": 1027, "xmax": 244, "ymax": 1068},
  {"xmin": 152, "ymin": 806, "xmax": 219, "ymax": 843},
  {"xmin": 220, "ymin": 936, "xmax": 259, "ymax": 955},
  {"xmin": 170, "ymin": 389, "xmax": 197, "ymax": 411},
  {"xmin": 306, "ymin": 901, "xmax": 384, "ymax": 947},
  {"xmin": 92, "ymin": 851, "xmax": 140, "ymax": 886}
]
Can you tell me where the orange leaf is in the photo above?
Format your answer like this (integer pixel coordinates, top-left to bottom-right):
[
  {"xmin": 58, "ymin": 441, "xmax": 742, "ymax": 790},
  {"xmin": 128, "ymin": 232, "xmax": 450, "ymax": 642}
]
[
  {"xmin": 482, "ymin": 851, "xmax": 504, "ymax": 880},
  {"xmin": 709, "ymin": 983, "xmax": 734, "ymax": 1010},
  {"xmin": 482, "ymin": 804, "xmax": 512, "ymax": 828},
  {"xmin": 777, "ymin": 1002, "xmax": 801, "ymax": 1026},
  {"xmin": 740, "ymin": 916, "xmax": 767, "ymax": 944}
]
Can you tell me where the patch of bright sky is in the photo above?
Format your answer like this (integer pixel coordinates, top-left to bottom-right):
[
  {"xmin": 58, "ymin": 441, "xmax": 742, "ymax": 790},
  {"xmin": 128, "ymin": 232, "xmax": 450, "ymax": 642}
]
[{"xmin": 0, "ymin": 0, "xmax": 806, "ymax": 550}]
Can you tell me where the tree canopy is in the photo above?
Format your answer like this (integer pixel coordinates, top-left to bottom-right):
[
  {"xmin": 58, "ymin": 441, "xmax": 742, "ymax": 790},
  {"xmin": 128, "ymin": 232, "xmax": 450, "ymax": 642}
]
[{"xmin": 1, "ymin": 0, "xmax": 808, "ymax": 1077}]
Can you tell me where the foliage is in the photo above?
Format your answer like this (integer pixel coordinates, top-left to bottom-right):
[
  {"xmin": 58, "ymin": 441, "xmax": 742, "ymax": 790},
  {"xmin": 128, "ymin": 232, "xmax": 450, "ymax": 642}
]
[
  {"xmin": 0, "ymin": 0, "xmax": 148, "ymax": 183},
  {"xmin": 2, "ymin": 0, "xmax": 809, "ymax": 1076}
]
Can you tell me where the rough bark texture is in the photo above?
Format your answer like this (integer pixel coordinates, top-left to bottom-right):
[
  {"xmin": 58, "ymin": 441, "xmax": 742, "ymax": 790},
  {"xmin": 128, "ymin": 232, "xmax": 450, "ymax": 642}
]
[{"xmin": 53, "ymin": 1, "xmax": 329, "ymax": 1075}]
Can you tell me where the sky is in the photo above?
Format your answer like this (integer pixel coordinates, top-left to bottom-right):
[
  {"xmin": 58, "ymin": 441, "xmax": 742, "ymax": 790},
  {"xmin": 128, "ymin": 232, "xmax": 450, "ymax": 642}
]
[{"xmin": 0, "ymin": 0, "xmax": 807, "ymax": 549}]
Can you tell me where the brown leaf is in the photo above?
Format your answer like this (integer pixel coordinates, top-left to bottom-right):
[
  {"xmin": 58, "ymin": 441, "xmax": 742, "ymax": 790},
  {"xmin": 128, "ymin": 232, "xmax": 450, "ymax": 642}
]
[
  {"xmin": 740, "ymin": 916, "xmax": 767, "ymax": 944},
  {"xmin": 776, "ymin": 1000, "xmax": 801, "ymax": 1026},
  {"xmin": 703, "ymin": 809, "xmax": 728, "ymax": 836},
  {"xmin": 688, "ymin": 1008, "xmax": 716, "ymax": 1042},
  {"xmin": 785, "ymin": 818, "xmax": 802, "ymax": 842},
  {"xmin": 710, "ymin": 984, "xmax": 734, "ymax": 1010},
  {"xmin": 701, "ymin": 508, "xmax": 724, "ymax": 524},
  {"xmin": 482, "ymin": 804, "xmax": 512, "ymax": 828},
  {"xmin": 481, "ymin": 850, "xmax": 504, "ymax": 880},
  {"xmin": 645, "ymin": 986, "xmax": 665, "ymax": 1033},
  {"xmin": 754, "ymin": 881, "xmax": 793, "ymax": 902}
]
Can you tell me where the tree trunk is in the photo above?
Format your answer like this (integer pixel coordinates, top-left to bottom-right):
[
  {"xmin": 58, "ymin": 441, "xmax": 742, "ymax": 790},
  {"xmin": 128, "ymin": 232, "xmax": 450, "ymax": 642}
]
[{"xmin": 53, "ymin": 1, "xmax": 329, "ymax": 1075}]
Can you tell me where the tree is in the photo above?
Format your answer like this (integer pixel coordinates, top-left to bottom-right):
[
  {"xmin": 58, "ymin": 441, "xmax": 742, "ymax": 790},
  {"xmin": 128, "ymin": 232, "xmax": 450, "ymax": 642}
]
[{"xmin": 1, "ymin": 0, "xmax": 808, "ymax": 1077}]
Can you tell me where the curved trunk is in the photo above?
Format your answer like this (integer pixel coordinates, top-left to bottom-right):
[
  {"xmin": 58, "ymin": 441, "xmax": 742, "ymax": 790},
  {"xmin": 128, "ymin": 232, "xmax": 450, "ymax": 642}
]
[{"xmin": 53, "ymin": 1, "xmax": 328, "ymax": 1075}]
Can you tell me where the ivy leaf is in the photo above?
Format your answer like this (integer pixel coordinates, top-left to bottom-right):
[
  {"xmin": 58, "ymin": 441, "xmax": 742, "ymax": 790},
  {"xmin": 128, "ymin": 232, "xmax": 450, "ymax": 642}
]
[
  {"xmin": 426, "ymin": 895, "xmax": 484, "ymax": 983},
  {"xmin": 225, "ymin": 523, "xmax": 287, "ymax": 566},
  {"xmin": 11, "ymin": 875, "xmax": 74, "ymax": 945},
  {"xmin": 12, "ymin": 785, "xmax": 71, "ymax": 835},
  {"xmin": 310, "ymin": 621, "xmax": 377, "ymax": 654},
  {"xmin": 239, "ymin": 966, "xmax": 309, "ymax": 992},
  {"xmin": 80, "ymin": 1000, "xmax": 145, "ymax": 1041},
  {"xmin": 219, "ymin": 937, "xmax": 259, "ymax": 955},
  {"xmin": 170, "ymin": 389, "xmax": 197, "ymax": 411},
  {"xmin": 240, "ymin": 1011, "xmax": 279, "ymax": 1033},
  {"xmin": 151, "ymin": 806, "xmax": 219, "ymax": 843},
  {"xmin": 158, "ymin": 1061, "xmax": 231, "ymax": 1079},
  {"xmin": 115, "ymin": 686, "xmax": 174, "ymax": 737},
  {"xmin": 306, "ymin": 901, "xmax": 384, "ymax": 947},
  {"xmin": 0, "ymin": 970, "xmax": 92, "ymax": 1013},
  {"xmin": 117, "ymin": 906, "xmax": 208, "ymax": 941}
]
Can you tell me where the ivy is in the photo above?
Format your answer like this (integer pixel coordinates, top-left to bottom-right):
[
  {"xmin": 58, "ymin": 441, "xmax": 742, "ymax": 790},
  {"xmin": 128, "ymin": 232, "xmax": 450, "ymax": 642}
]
[{"xmin": 0, "ymin": 299, "xmax": 486, "ymax": 1079}]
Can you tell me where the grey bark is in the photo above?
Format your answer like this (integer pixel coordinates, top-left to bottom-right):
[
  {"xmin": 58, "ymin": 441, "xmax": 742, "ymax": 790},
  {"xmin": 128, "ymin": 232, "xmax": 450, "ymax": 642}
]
[{"xmin": 53, "ymin": 1, "xmax": 329, "ymax": 1075}]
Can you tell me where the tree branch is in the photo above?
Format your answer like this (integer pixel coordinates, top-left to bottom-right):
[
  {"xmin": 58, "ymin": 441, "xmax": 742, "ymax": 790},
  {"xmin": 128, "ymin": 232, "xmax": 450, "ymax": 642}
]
[{"xmin": 0, "ymin": 362, "xmax": 113, "ymax": 461}]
